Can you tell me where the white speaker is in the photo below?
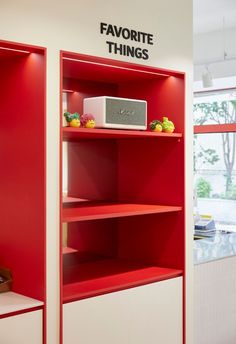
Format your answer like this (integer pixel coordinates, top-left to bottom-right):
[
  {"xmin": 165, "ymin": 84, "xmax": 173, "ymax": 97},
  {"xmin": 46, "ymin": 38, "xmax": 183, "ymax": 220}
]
[{"xmin": 83, "ymin": 96, "xmax": 147, "ymax": 130}]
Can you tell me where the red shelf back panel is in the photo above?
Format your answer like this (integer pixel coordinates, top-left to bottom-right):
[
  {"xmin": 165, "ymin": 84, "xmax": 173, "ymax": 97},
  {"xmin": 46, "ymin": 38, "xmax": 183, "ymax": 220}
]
[
  {"xmin": 118, "ymin": 76, "xmax": 185, "ymax": 133},
  {"xmin": 67, "ymin": 140, "xmax": 118, "ymax": 201},
  {"xmin": 117, "ymin": 213, "xmax": 185, "ymax": 270},
  {"xmin": 63, "ymin": 258, "xmax": 183, "ymax": 302},
  {"xmin": 62, "ymin": 203, "xmax": 182, "ymax": 222},
  {"xmin": 0, "ymin": 41, "xmax": 46, "ymax": 301},
  {"xmin": 118, "ymin": 138, "xmax": 184, "ymax": 205},
  {"xmin": 66, "ymin": 219, "xmax": 118, "ymax": 257}
]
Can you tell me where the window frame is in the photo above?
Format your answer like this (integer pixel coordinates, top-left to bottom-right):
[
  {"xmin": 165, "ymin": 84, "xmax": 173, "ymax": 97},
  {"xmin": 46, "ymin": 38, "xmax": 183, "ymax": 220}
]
[{"xmin": 193, "ymin": 89, "xmax": 236, "ymax": 230}]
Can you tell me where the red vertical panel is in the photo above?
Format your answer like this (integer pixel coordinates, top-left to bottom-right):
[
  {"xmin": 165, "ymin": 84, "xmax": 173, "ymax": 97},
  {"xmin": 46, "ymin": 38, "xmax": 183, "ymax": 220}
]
[
  {"xmin": 0, "ymin": 50, "xmax": 45, "ymax": 301},
  {"xmin": 60, "ymin": 51, "xmax": 64, "ymax": 344}
]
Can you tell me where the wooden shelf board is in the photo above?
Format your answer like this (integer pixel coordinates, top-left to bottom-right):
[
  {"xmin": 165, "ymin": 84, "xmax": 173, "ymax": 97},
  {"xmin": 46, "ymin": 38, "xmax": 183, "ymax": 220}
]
[
  {"xmin": 62, "ymin": 203, "xmax": 182, "ymax": 222},
  {"xmin": 63, "ymin": 127, "xmax": 182, "ymax": 141},
  {"xmin": 63, "ymin": 258, "xmax": 183, "ymax": 303},
  {"xmin": 0, "ymin": 292, "xmax": 43, "ymax": 317}
]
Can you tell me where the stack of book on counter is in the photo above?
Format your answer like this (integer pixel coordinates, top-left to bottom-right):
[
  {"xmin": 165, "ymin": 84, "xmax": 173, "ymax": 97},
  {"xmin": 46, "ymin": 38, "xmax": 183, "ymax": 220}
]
[{"xmin": 194, "ymin": 216, "xmax": 216, "ymax": 238}]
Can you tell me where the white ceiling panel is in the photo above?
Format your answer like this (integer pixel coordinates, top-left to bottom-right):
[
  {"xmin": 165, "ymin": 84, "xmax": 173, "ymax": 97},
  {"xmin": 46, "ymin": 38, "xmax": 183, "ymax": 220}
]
[{"xmin": 194, "ymin": 0, "xmax": 236, "ymax": 34}]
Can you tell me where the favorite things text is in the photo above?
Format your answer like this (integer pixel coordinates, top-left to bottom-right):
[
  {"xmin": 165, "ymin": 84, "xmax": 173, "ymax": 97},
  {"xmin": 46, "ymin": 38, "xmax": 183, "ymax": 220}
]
[{"xmin": 100, "ymin": 22, "xmax": 154, "ymax": 60}]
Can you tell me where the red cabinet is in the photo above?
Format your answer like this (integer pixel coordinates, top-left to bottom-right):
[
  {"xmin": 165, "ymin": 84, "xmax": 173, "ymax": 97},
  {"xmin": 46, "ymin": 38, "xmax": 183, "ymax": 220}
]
[
  {"xmin": 60, "ymin": 52, "xmax": 185, "ymax": 305},
  {"xmin": 0, "ymin": 39, "xmax": 46, "ymax": 342}
]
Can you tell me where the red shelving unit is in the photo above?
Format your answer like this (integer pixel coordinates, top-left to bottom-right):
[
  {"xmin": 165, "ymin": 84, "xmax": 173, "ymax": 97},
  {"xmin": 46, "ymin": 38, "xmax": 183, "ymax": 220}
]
[
  {"xmin": 0, "ymin": 39, "xmax": 46, "ymax": 344},
  {"xmin": 0, "ymin": 40, "xmax": 46, "ymax": 304},
  {"xmin": 60, "ymin": 52, "xmax": 185, "ymax": 307}
]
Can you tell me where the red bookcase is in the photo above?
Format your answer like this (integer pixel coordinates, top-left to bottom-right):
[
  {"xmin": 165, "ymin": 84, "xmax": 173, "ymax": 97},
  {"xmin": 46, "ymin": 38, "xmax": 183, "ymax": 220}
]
[
  {"xmin": 60, "ymin": 52, "xmax": 185, "ymax": 304},
  {"xmin": 0, "ymin": 40, "xmax": 46, "ymax": 317}
]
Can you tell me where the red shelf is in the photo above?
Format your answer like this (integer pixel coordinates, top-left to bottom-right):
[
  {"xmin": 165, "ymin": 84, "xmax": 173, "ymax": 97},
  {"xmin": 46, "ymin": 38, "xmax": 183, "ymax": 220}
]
[
  {"xmin": 62, "ymin": 203, "xmax": 182, "ymax": 222},
  {"xmin": 63, "ymin": 127, "xmax": 182, "ymax": 141},
  {"xmin": 63, "ymin": 196, "xmax": 89, "ymax": 204},
  {"xmin": 63, "ymin": 258, "xmax": 183, "ymax": 302}
]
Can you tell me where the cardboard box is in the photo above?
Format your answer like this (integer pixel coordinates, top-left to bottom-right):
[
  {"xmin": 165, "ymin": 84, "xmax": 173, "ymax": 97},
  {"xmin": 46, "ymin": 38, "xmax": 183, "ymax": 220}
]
[{"xmin": 0, "ymin": 268, "xmax": 12, "ymax": 293}]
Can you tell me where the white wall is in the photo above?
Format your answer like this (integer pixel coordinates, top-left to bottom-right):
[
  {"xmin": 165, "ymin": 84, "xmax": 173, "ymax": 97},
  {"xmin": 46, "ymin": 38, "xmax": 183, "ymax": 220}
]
[
  {"xmin": 0, "ymin": 1, "xmax": 193, "ymax": 343},
  {"xmin": 0, "ymin": 0, "xmax": 192, "ymax": 71}
]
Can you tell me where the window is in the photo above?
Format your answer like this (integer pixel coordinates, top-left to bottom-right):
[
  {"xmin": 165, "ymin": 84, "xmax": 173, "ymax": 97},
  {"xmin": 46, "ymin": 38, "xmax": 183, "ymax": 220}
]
[{"xmin": 194, "ymin": 89, "xmax": 236, "ymax": 232}]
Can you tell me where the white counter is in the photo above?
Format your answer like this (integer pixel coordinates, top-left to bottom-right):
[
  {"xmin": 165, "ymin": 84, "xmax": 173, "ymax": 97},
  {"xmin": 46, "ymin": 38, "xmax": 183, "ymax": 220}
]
[{"xmin": 194, "ymin": 232, "xmax": 236, "ymax": 344}]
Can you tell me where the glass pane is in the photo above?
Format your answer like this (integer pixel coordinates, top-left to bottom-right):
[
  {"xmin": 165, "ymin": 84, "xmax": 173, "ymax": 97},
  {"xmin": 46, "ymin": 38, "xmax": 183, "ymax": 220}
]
[
  {"xmin": 194, "ymin": 91, "xmax": 236, "ymax": 125},
  {"xmin": 194, "ymin": 133, "xmax": 236, "ymax": 231}
]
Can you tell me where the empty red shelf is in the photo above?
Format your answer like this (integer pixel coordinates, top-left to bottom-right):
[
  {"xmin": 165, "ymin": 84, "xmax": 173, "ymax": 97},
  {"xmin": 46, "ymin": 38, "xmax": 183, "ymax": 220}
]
[
  {"xmin": 63, "ymin": 127, "xmax": 182, "ymax": 141},
  {"xmin": 63, "ymin": 258, "xmax": 183, "ymax": 302},
  {"xmin": 62, "ymin": 203, "xmax": 182, "ymax": 222}
]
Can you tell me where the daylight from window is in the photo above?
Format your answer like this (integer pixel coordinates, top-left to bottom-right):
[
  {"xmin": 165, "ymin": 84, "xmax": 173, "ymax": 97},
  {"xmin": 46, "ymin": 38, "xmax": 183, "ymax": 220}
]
[{"xmin": 194, "ymin": 90, "xmax": 236, "ymax": 231}]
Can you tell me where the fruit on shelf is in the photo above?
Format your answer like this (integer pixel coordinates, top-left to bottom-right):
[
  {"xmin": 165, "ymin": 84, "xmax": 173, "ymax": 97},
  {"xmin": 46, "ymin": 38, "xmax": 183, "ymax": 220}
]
[
  {"xmin": 70, "ymin": 118, "xmax": 81, "ymax": 127},
  {"xmin": 81, "ymin": 113, "xmax": 95, "ymax": 128},
  {"xmin": 162, "ymin": 117, "xmax": 175, "ymax": 133},
  {"xmin": 149, "ymin": 120, "xmax": 163, "ymax": 132},
  {"xmin": 64, "ymin": 111, "xmax": 81, "ymax": 127}
]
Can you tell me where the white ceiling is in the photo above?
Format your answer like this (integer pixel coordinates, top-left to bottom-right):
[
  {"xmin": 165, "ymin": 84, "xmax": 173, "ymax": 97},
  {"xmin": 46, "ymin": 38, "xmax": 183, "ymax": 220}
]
[{"xmin": 194, "ymin": 0, "xmax": 236, "ymax": 34}]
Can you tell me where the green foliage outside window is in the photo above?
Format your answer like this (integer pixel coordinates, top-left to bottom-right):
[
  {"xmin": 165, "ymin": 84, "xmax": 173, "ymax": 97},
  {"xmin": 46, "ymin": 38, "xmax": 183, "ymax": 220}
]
[
  {"xmin": 194, "ymin": 100, "xmax": 236, "ymax": 196},
  {"xmin": 196, "ymin": 177, "xmax": 212, "ymax": 198}
]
